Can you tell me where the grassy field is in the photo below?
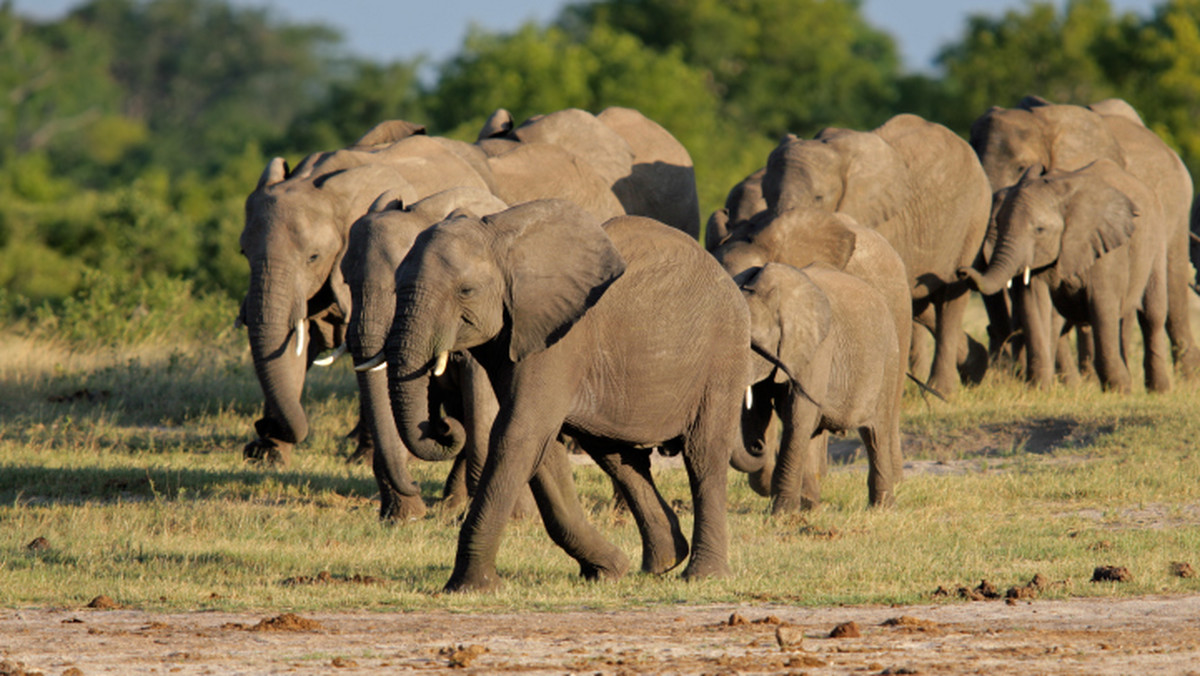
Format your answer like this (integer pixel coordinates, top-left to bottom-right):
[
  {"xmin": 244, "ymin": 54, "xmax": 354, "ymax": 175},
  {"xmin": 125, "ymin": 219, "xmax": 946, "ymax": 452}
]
[{"xmin": 2, "ymin": 298, "xmax": 1199, "ymax": 614}]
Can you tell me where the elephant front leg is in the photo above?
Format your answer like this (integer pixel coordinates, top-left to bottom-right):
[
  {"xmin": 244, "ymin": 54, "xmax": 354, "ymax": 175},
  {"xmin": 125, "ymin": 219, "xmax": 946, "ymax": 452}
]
[
  {"xmin": 679, "ymin": 399, "xmax": 739, "ymax": 581},
  {"xmin": 770, "ymin": 395, "xmax": 823, "ymax": 514},
  {"xmin": 927, "ymin": 283, "xmax": 971, "ymax": 396},
  {"xmin": 1018, "ymin": 281, "xmax": 1056, "ymax": 387},
  {"xmin": 1089, "ymin": 294, "xmax": 1132, "ymax": 393}
]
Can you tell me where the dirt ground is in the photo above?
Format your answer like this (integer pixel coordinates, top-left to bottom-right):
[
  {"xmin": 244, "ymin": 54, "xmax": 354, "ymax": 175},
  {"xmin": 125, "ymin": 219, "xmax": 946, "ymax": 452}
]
[{"xmin": 3, "ymin": 594, "xmax": 1200, "ymax": 675}]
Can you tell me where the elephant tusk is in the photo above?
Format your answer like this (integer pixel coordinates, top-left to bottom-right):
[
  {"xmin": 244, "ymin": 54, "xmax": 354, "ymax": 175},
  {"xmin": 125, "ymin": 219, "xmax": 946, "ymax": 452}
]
[
  {"xmin": 354, "ymin": 352, "xmax": 387, "ymax": 373},
  {"xmin": 433, "ymin": 351, "xmax": 450, "ymax": 377},
  {"xmin": 295, "ymin": 320, "xmax": 306, "ymax": 357},
  {"xmin": 1023, "ymin": 267, "xmax": 1031, "ymax": 285},
  {"xmin": 745, "ymin": 386, "xmax": 753, "ymax": 410},
  {"xmin": 1006, "ymin": 278, "xmax": 1013, "ymax": 290},
  {"xmin": 312, "ymin": 343, "xmax": 347, "ymax": 367}
]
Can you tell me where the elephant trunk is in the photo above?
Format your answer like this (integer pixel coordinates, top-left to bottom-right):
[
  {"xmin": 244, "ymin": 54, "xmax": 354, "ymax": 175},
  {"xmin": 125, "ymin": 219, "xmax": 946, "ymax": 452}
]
[
  {"xmin": 245, "ymin": 260, "xmax": 309, "ymax": 444},
  {"xmin": 729, "ymin": 386, "xmax": 772, "ymax": 474},
  {"xmin": 960, "ymin": 235, "xmax": 1030, "ymax": 296},
  {"xmin": 386, "ymin": 288, "xmax": 465, "ymax": 462}
]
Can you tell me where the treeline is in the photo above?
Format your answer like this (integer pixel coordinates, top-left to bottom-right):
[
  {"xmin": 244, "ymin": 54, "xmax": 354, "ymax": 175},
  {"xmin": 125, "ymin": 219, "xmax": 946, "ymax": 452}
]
[{"xmin": 1, "ymin": 0, "xmax": 1197, "ymax": 319}]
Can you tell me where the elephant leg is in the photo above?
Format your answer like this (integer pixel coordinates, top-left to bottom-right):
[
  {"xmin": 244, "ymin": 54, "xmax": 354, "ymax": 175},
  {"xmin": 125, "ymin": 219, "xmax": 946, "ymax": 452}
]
[
  {"xmin": 742, "ymin": 390, "xmax": 781, "ymax": 497},
  {"xmin": 927, "ymin": 283, "xmax": 971, "ymax": 396},
  {"xmin": 1165, "ymin": 225, "xmax": 1200, "ymax": 377},
  {"xmin": 956, "ymin": 330, "xmax": 989, "ymax": 386},
  {"xmin": 679, "ymin": 394, "xmax": 738, "ymax": 581},
  {"xmin": 770, "ymin": 394, "xmax": 823, "ymax": 514},
  {"xmin": 1075, "ymin": 325, "xmax": 1095, "ymax": 380},
  {"xmin": 982, "ymin": 289, "xmax": 1015, "ymax": 362},
  {"xmin": 439, "ymin": 453, "xmax": 470, "ymax": 513},
  {"xmin": 1140, "ymin": 270, "xmax": 1173, "ymax": 393},
  {"xmin": 910, "ymin": 303, "xmax": 935, "ymax": 382},
  {"xmin": 860, "ymin": 423, "xmax": 896, "ymax": 509},
  {"xmin": 529, "ymin": 440, "xmax": 631, "ymax": 582},
  {"xmin": 344, "ymin": 413, "xmax": 375, "ymax": 465},
  {"xmin": 1019, "ymin": 282, "xmax": 1056, "ymax": 388},
  {"xmin": 582, "ymin": 440, "xmax": 688, "ymax": 575},
  {"xmin": 1090, "ymin": 295, "xmax": 1132, "ymax": 394},
  {"xmin": 244, "ymin": 416, "xmax": 295, "ymax": 467},
  {"xmin": 1053, "ymin": 314, "xmax": 1080, "ymax": 387},
  {"xmin": 373, "ymin": 443, "xmax": 427, "ymax": 522}
]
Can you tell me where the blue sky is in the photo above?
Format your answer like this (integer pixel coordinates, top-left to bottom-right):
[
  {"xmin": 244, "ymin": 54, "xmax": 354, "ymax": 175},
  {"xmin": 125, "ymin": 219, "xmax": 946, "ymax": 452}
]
[{"xmin": 11, "ymin": 0, "xmax": 1159, "ymax": 73}]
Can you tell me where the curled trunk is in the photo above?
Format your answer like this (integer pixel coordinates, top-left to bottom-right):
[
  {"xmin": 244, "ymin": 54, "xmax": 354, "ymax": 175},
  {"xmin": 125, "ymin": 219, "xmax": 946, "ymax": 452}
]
[{"xmin": 245, "ymin": 260, "xmax": 309, "ymax": 444}]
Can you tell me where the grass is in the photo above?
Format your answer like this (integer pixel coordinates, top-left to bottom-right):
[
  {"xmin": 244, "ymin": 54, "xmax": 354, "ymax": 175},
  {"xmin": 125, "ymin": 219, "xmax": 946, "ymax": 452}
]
[{"xmin": 2, "ymin": 298, "xmax": 1199, "ymax": 614}]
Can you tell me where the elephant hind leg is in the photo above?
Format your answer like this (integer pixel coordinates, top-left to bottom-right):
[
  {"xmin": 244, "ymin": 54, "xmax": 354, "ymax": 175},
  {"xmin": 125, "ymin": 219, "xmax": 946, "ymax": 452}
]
[
  {"xmin": 1139, "ymin": 271, "xmax": 1173, "ymax": 393},
  {"xmin": 530, "ymin": 440, "xmax": 631, "ymax": 581},
  {"xmin": 860, "ymin": 422, "xmax": 896, "ymax": 509},
  {"xmin": 579, "ymin": 436, "xmax": 688, "ymax": 575},
  {"xmin": 679, "ymin": 402, "xmax": 739, "ymax": 581}
]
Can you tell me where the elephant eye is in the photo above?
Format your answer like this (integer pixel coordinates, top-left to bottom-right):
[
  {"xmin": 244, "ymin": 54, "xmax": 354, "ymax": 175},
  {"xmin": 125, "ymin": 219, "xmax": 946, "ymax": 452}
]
[
  {"xmin": 307, "ymin": 253, "xmax": 319, "ymax": 263},
  {"xmin": 458, "ymin": 285, "xmax": 475, "ymax": 299}
]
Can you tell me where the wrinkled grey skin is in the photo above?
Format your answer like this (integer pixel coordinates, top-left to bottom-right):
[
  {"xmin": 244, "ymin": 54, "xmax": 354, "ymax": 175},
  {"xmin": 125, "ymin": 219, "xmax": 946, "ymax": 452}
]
[
  {"xmin": 477, "ymin": 107, "xmax": 701, "ymax": 237},
  {"xmin": 713, "ymin": 208, "xmax": 909, "ymax": 505},
  {"xmin": 737, "ymin": 263, "xmax": 902, "ymax": 512},
  {"xmin": 959, "ymin": 160, "xmax": 1171, "ymax": 394},
  {"xmin": 238, "ymin": 121, "xmax": 491, "ymax": 466},
  {"xmin": 342, "ymin": 187, "xmax": 509, "ymax": 521},
  {"xmin": 705, "ymin": 167, "xmax": 766, "ymax": 251},
  {"xmin": 760, "ymin": 114, "xmax": 992, "ymax": 396},
  {"xmin": 970, "ymin": 96, "xmax": 1198, "ymax": 378},
  {"xmin": 384, "ymin": 199, "xmax": 749, "ymax": 592}
]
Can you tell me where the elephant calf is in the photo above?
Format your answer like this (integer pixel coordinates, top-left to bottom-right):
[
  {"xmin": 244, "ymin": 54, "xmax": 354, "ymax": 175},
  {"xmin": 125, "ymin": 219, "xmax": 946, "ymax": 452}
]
[{"xmin": 735, "ymin": 263, "xmax": 903, "ymax": 512}]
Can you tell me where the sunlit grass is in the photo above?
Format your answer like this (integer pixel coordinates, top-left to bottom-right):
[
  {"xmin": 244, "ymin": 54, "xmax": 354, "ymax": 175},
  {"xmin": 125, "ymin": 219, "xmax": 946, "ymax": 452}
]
[{"xmin": 2, "ymin": 307, "xmax": 1200, "ymax": 613}]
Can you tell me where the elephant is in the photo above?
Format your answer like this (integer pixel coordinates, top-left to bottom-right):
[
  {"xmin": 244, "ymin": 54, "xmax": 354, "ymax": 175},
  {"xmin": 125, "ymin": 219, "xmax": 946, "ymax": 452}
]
[
  {"xmin": 970, "ymin": 96, "xmax": 1198, "ymax": 378},
  {"xmin": 382, "ymin": 199, "xmax": 750, "ymax": 591},
  {"xmin": 704, "ymin": 167, "xmax": 766, "ymax": 251},
  {"xmin": 342, "ymin": 186, "xmax": 509, "ymax": 520},
  {"xmin": 476, "ymin": 107, "xmax": 701, "ymax": 237},
  {"xmin": 238, "ymin": 121, "xmax": 494, "ymax": 466},
  {"xmin": 712, "ymin": 207, "xmax": 909, "ymax": 504},
  {"xmin": 735, "ymin": 262, "xmax": 903, "ymax": 512},
  {"xmin": 958, "ymin": 160, "xmax": 1171, "ymax": 394},
  {"xmin": 759, "ymin": 113, "xmax": 993, "ymax": 395}
]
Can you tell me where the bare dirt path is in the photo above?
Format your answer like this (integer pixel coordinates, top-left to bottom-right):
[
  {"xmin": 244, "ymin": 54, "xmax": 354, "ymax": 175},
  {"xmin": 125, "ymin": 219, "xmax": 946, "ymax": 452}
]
[{"xmin": 4, "ymin": 594, "xmax": 1200, "ymax": 675}]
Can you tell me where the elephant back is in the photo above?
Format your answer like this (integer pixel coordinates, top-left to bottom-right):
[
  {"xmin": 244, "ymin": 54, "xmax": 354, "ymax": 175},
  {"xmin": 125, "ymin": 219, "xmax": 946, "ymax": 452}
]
[{"xmin": 487, "ymin": 142, "xmax": 625, "ymax": 221}]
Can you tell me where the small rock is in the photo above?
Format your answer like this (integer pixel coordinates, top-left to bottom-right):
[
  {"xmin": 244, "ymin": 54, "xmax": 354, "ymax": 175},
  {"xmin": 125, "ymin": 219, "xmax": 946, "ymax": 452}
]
[
  {"xmin": 881, "ymin": 616, "xmax": 938, "ymax": 630},
  {"xmin": 1170, "ymin": 562, "xmax": 1195, "ymax": 579},
  {"xmin": 87, "ymin": 595, "xmax": 120, "ymax": 610},
  {"xmin": 443, "ymin": 644, "xmax": 487, "ymax": 668},
  {"xmin": 775, "ymin": 623, "xmax": 804, "ymax": 650},
  {"xmin": 331, "ymin": 656, "xmax": 357, "ymax": 668},
  {"xmin": 1092, "ymin": 565, "xmax": 1131, "ymax": 582},
  {"xmin": 727, "ymin": 612, "xmax": 748, "ymax": 626},
  {"xmin": 26, "ymin": 536, "xmax": 50, "ymax": 551},
  {"xmin": 974, "ymin": 579, "xmax": 1000, "ymax": 599},
  {"xmin": 753, "ymin": 615, "xmax": 782, "ymax": 625},
  {"xmin": 829, "ymin": 621, "xmax": 861, "ymax": 638}
]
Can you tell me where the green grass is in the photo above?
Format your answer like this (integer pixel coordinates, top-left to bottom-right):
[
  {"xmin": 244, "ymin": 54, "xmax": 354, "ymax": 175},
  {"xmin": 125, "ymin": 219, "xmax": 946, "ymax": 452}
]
[{"xmin": 2, "ymin": 302, "xmax": 1199, "ymax": 614}]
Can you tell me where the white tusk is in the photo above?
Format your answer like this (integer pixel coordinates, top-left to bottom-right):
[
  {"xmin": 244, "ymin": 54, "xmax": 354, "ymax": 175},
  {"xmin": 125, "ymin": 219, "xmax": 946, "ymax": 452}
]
[
  {"xmin": 1006, "ymin": 278, "xmax": 1013, "ymax": 290},
  {"xmin": 433, "ymin": 351, "xmax": 450, "ymax": 377},
  {"xmin": 745, "ymin": 385, "xmax": 754, "ymax": 410},
  {"xmin": 1023, "ymin": 266, "xmax": 1031, "ymax": 285},
  {"xmin": 295, "ymin": 320, "xmax": 306, "ymax": 357},
  {"xmin": 312, "ymin": 343, "xmax": 347, "ymax": 367},
  {"xmin": 355, "ymin": 352, "xmax": 387, "ymax": 373}
]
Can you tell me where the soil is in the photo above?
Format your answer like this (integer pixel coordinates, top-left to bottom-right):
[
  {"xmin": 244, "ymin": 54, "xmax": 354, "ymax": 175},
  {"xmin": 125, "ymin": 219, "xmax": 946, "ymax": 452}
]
[{"xmin": 4, "ymin": 594, "xmax": 1200, "ymax": 675}]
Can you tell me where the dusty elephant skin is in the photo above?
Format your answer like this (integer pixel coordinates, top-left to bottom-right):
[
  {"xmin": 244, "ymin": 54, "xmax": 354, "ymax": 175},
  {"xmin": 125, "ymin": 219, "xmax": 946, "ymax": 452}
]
[
  {"xmin": 959, "ymin": 160, "xmax": 1171, "ymax": 394},
  {"xmin": 736, "ymin": 263, "xmax": 903, "ymax": 513},
  {"xmin": 4, "ymin": 596, "xmax": 1199, "ymax": 674},
  {"xmin": 384, "ymin": 199, "xmax": 749, "ymax": 592},
  {"xmin": 970, "ymin": 96, "xmax": 1199, "ymax": 379}
]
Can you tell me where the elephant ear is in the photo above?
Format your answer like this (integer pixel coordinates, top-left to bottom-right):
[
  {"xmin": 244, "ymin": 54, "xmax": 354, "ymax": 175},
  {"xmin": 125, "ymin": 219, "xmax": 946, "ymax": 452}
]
[
  {"xmin": 763, "ymin": 209, "xmax": 857, "ymax": 271},
  {"xmin": 485, "ymin": 200, "xmax": 626, "ymax": 362},
  {"xmin": 743, "ymin": 263, "xmax": 832, "ymax": 386},
  {"xmin": 256, "ymin": 157, "xmax": 289, "ymax": 190},
  {"xmin": 351, "ymin": 119, "xmax": 427, "ymax": 148},
  {"xmin": 477, "ymin": 108, "xmax": 515, "ymax": 141},
  {"xmin": 1057, "ymin": 174, "xmax": 1139, "ymax": 284}
]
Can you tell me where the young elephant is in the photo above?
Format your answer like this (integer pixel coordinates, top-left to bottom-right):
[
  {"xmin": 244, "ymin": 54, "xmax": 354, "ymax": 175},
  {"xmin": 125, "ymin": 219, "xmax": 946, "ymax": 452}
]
[
  {"xmin": 738, "ymin": 263, "xmax": 902, "ymax": 512},
  {"xmin": 342, "ymin": 187, "xmax": 510, "ymax": 521},
  {"xmin": 959, "ymin": 160, "xmax": 1170, "ymax": 393},
  {"xmin": 384, "ymin": 199, "xmax": 750, "ymax": 592}
]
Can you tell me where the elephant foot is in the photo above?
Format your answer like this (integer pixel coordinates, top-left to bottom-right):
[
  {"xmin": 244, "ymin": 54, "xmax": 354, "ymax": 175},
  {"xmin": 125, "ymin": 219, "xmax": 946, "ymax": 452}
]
[
  {"xmin": 243, "ymin": 437, "xmax": 292, "ymax": 467},
  {"xmin": 1174, "ymin": 344, "xmax": 1200, "ymax": 379},
  {"xmin": 770, "ymin": 494, "xmax": 817, "ymax": 515},
  {"xmin": 579, "ymin": 547, "xmax": 631, "ymax": 582},
  {"xmin": 380, "ymin": 491, "xmax": 427, "ymax": 522},
  {"xmin": 680, "ymin": 556, "xmax": 731, "ymax": 581},
  {"xmin": 868, "ymin": 487, "xmax": 895, "ymax": 509},
  {"xmin": 957, "ymin": 334, "xmax": 989, "ymax": 386},
  {"xmin": 444, "ymin": 567, "xmax": 502, "ymax": 593},
  {"xmin": 642, "ymin": 526, "xmax": 689, "ymax": 575},
  {"xmin": 345, "ymin": 439, "xmax": 374, "ymax": 465}
]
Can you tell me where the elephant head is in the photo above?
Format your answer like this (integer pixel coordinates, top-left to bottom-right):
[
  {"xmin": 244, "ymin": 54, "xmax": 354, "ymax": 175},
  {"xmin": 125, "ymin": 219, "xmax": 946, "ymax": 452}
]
[
  {"xmin": 705, "ymin": 167, "xmax": 766, "ymax": 251},
  {"xmin": 960, "ymin": 162, "xmax": 1139, "ymax": 295},
  {"xmin": 741, "ymin": 263, "xmax": 832, "ymax": 388},
  {"xmin": 384, "ymin": 199, "xmax": 625, "ymax": 462},
  {"xmin": 969, "ymin": 96, "xmax": 1124, "ymax": 192},
  {"xmin": 760, "ymin": 128, "xmax": 909, "ymax": 227}
]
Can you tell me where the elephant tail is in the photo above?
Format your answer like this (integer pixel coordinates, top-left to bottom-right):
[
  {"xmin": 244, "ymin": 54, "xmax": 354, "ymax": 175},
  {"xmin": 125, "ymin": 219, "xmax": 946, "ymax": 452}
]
[
  {"xmin": 907, "ymin": 373, "xmax": 947, "ymax": 403},
  {"xmin": 750, "ymin": 341, "xmax": 821, "ymax": 408}
]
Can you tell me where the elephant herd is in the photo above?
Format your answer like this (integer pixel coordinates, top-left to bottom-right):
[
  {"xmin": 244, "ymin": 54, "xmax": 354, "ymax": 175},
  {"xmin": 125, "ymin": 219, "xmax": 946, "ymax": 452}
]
[{"xmin": 235, "ymin": 98, "xmax": 1199, "ymax": 592}]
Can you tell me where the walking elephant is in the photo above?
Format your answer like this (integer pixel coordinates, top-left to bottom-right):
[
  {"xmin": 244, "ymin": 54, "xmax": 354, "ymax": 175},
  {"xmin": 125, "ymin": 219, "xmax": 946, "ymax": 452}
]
[
  {"xmin": 238, "ymin": 123, "xmax": 492, "ymax": 466},
  {"xmin": 383, "ymin": 199, "xmax": 750, "ymax": 591},
  {"xmin": 959, "ymin": 160, "xmax": 1171, "ymax": 394},
  {"xmin": 712, "ymin": 207, "xmax": 909, "ymax": 505},
  {"xmin": 970, "ymin": 96, "xmax": 1198, "ymax": 378},
  {"xmin": 342, "ymin": 187, "xmax": 509, "ymax": 520},
  {"xmin": 734, "ymin": 263, "xmax": 903, "ymax": 512},
  {"xmin": 760, "ymin": 113, "xmax": 992, "ymax": 395}
]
